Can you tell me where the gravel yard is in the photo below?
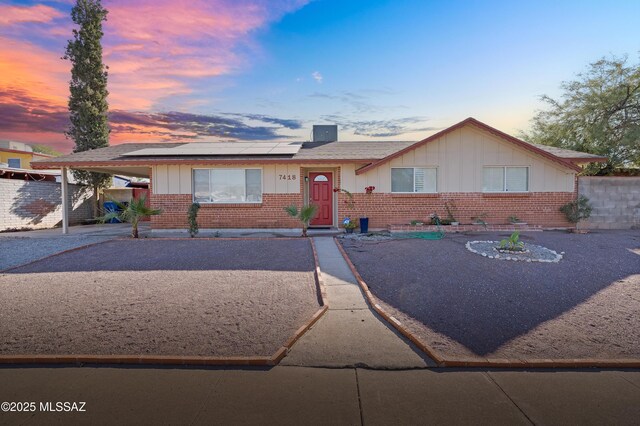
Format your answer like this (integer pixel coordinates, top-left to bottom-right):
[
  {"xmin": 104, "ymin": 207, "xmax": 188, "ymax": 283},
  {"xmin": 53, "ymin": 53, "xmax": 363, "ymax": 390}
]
[
  {"xmin": 0, "ymin": 239, "xmax": 320, "ymax": 358},
  {"xmin": 0, "ymin": 235, "xmax": 112, "ymax": 270},
  {"xmin": 340, "ymin": 230, "xmax": 640, "ymax": 360}
]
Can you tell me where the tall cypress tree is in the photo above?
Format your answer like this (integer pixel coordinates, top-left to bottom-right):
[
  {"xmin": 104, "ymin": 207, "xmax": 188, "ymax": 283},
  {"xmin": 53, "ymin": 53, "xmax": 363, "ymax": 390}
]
[{"xmin": 64, "ymin": 0, "xmax": 110, "ymax": 215}]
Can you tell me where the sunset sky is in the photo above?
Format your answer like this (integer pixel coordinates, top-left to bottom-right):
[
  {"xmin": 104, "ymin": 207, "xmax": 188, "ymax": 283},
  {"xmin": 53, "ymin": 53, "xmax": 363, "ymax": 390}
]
[{"xmin": 1, "ymin": 0, "xmax": 639, "ymax": 153}]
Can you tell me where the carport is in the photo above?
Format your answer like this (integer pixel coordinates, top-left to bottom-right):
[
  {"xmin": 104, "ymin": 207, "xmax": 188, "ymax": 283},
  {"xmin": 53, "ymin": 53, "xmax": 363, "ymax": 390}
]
[{"xmin": 32, "ymin": 145, "xmax": 158, "ymax": 234}]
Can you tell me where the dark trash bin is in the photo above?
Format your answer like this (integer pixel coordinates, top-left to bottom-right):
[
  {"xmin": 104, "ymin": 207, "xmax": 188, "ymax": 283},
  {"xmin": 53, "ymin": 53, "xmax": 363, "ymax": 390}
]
[
  {"xmin": 103, "ymin": 201, "xmax": 121, "ymax": 223},
  {"xmin": 359, "ymin": 217, "xmax": 369, "ymax": 233}
]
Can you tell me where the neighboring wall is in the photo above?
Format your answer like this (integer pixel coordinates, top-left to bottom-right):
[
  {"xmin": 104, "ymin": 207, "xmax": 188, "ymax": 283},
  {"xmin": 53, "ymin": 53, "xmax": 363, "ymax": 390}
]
[
  {"xmin": 0, "ymin": 179, "xmax": 94, "ymax": 231},
  {"xmin": 579, "ymin": 177, "xmax": 640, "ymax": 229}
]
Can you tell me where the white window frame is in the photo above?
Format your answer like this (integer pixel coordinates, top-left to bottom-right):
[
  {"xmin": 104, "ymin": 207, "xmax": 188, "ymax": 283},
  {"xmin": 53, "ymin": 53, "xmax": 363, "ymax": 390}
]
[
  {"xmin": 482, "ymin": 166, "xmax": 530, "ymax": 193},
  {"xmin": 390, "ymin": 167, "xmax": 438, "ymax": 194},
  {"xmin": 7, "ymin": 158, "xmax": 21, "ymax": 168},
  {"xmin": 192, "ymin": 167, "xmax": 263, "ymax": 204}
]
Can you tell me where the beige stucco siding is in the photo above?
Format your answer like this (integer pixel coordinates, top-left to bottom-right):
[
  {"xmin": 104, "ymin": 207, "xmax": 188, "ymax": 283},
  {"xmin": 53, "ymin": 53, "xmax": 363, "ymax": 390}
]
[
  {"xmin": 152, "ymin": 126, "xmax": 574, "ymax": 196},
  {"xmin": 341, "ymin": 126, "xmax": 575, "ymax": 193},
  {"xmin": 152, "ymin": 164, "xmax": 301, "ymax": 195}
]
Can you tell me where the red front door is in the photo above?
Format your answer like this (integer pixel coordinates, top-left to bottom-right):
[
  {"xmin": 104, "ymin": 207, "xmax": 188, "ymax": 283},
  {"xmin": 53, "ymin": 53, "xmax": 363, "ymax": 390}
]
[{"xmin": 309, "ymin": 172, "xmax": 333, "ymax": 226}]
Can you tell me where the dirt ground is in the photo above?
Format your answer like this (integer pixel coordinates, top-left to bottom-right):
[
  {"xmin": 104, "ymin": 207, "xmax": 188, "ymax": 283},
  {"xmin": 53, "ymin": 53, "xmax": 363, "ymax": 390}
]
[
  {"xmin": 340, "ymin": 230, "xmax": 640, "ymax": 360},
  {"xmin": 0, "ymin": 239, "xmax": 321, "ymax": 357}
]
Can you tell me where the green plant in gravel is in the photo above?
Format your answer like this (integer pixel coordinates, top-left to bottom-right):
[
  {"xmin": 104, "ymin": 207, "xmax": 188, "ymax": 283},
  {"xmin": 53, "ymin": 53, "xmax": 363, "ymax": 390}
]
[
  {"xmin": 187, "ymin": 202, "xmax": 201, "ymax": 238},
  {"xmin": 284, "ymin": 204, "xmax": 318, "ymax": 237},
  {"xmin": 342, "ymin": 218, "xmax": 358, "ymax": 230},
  {"xmin": 560, "ymin": 196, "xmax": 593, "ymax": 225},
  {"xmin": 98, "ymin": 195, "xmax": 162, "ymax": 238},
  {"xmin": 499, "ymin": 231, "xmax": 525, "ymax": 251}
]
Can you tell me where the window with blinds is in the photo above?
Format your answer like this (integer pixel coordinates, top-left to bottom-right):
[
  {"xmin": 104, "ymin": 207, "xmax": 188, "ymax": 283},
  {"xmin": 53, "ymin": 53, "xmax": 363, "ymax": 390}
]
[
  {"xmin": 391, "ymin": 167, "xmax": 437, "ymax": 193},
  {"xmin": 483, "ymin": 167, "xmax": 529, "ymax": 192},
  {"xmin": 193, "ymin": 168, "xmax": 262, "ymax": 203}
]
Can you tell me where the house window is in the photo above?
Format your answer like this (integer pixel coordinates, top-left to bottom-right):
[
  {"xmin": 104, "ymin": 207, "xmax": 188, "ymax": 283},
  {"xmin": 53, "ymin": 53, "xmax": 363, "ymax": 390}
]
[
  {"xmin": 193, "ymin": 168, "xmax": 262, "ymax": 203},
  {"xmin": 483, "ymin": 167, "xmax": 529, "ymax": 192},
  {"xmin": 391, "ymin": 167, "xmax": 437, "ymax": 193},
  {"xmin": 7, "ymin": 158, "xmax": 21, "ymax": 168}
]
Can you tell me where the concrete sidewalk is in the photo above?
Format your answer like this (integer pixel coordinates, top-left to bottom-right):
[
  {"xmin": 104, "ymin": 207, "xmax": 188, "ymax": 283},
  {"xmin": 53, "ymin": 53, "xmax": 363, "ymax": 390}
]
[
  {"xmin": 281, "ymin": 237, "xmax": 432, "ymax": 368},
  {"xmin": 0, "ymin": 223, "xmax": 148, "ymax": 239},
  {"xmin": 0, "ymin": 366, "xmax": 638, "ymax": 425}
]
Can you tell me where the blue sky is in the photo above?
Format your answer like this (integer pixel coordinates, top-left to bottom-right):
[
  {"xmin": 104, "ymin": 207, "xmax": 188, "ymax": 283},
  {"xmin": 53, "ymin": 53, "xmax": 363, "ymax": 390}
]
[{"xmin": 1, "ymin": 0, "xmax": 639, "ymax": 151}]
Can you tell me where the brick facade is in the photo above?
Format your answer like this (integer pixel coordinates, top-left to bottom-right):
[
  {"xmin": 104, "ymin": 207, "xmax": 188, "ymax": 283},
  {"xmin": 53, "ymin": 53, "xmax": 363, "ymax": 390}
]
[
  {"xmin": 336, "ymin": 192, "xmax": 575, "ymax": 228},
  {"xmin": 150, "ymin": 190, "xmax": 576, "ymax": 229},
  {"xmin": 150, "ymin": 193, "xmax": 305, "ymax": 229}
]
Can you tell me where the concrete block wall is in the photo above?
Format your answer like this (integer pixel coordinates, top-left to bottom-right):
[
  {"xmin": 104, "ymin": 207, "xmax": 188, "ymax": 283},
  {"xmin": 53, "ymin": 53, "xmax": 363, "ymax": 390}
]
[
  {"xmin": 0, "ymin": 179, "xmax": 95, "ymax": 231},
  {"xmin": 579, "ymin": 177, "xmax": 640, "ymax": 229}
]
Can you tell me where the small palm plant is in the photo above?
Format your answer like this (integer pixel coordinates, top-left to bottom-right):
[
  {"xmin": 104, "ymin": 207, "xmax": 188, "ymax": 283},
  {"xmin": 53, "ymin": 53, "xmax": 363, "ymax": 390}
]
[
  {"xmin": 499, "ymin": 231, "xmax": 525, "ymax": 251},
  {"xmin": 99, "ymin": 195, "xmax": 162, "ymax": 238},
  {"xmin": 284, "ymin": 204, "xmax": 318, "ymax": 237}
]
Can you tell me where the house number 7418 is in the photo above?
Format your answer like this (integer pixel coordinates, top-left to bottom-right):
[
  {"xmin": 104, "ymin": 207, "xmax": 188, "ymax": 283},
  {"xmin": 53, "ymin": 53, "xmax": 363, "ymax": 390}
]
[{"xmin": 279, "ymin": 174, "xmax": 297, "ymax": 181}]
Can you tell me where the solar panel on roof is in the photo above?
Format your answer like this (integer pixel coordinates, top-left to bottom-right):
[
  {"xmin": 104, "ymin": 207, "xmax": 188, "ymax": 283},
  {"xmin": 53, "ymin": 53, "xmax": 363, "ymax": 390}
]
[{"xmin": 121, "ymin": 142, "xmax": 302, "ymax": 157}]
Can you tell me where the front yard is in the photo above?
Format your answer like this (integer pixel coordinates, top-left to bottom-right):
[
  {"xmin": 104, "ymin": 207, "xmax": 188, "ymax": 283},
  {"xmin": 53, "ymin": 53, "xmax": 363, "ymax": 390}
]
[
  {"xmin": 340, "ymin": 230, "xmax": 640, "ymax": 361},
  {"xmin": 0, "ymin": 239, "xmax": 321, "ymax": 358}
]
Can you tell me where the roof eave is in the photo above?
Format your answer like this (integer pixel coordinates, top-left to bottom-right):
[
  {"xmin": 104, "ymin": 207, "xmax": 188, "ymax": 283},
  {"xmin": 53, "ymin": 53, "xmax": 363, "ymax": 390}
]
[
  {"xmin": 31, "ymin": 158, "xmax": 381, "ymax": 170},
  {"xmin": 569, "ymin": 157, "xmax": 609, "ymax": 165}
]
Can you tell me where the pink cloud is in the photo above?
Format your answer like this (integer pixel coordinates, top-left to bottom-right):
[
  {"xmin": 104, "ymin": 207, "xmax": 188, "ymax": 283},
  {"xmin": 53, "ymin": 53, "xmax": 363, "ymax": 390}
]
[
  {"xmin": 100, "ymin": 0, "xmax": 308, "ymax": 109},
  {"xmin": 0, "ymin": 4, "xmax": 63, "ymax": 25},
  {"xmin": 0, "ymin": 37, "xmax": 70, "ymax": 106},
  {"xmin": 0, "ymin": 0, "xmax": 309, "ymax": 149}
]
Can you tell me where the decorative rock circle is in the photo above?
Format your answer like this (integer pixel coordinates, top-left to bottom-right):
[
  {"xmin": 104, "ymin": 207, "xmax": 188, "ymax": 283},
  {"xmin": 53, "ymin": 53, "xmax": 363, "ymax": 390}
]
[{"xmin": 465, "ymin": 241, "xmax": 563, "ymax": 263}]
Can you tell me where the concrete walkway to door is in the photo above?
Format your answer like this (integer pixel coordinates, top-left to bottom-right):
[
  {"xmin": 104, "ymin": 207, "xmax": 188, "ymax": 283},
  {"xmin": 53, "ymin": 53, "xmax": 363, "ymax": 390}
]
[{"xmin": 281, "ymin": 237, "xmax": 434, "ymax": 368}]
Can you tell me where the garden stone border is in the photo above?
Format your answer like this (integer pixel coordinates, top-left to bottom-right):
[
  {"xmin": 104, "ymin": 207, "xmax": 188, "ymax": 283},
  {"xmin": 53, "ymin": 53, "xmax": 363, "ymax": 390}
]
[{"xmin": 465, "ymin": 240, "xmax": 564, "ymax": 263}]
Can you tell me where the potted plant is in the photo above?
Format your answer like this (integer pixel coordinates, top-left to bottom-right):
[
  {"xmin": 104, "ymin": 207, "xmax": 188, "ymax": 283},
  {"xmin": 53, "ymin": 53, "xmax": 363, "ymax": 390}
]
[
  {"xmin": 471, "ymin": 213, "xmax": 488, "ymax": 229},
  {"xmin": 359, "ymin": 186, "xmax": 375, "ymax": 234},
  {"xmin": 430, "ymin": 212, "xmax": 442, "ymax": 226},
  {"xmin": 560, "ymin": 196, "xmax": 592, "ymax": 233},
  {"xmin": 508, "ymin": 215, "xmax": 527, "ymax": 226},
  {"xmin": 444, "ymin": 201, "xmax": 459, "ymax": 226},
  {"xmin": 342, "ymin": 217, "xmax": 358, "ymax": 233}
]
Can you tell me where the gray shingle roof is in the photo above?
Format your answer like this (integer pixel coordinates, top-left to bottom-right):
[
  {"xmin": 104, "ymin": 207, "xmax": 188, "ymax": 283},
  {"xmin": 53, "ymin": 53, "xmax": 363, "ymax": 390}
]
[
  {"xmin": 296, "ymin": 140, "xmax": 416, "ymax": 160},
  {"xmin": 527, "ymin": 143, "xmax": 606, "ymax": 159},
  {"xmin": 30, "ymin": 129, "xmax": 605, "ymax": 169},
  {"xmin": 31, "ymin": 140, "xmax": 418, "ymax": 167}
]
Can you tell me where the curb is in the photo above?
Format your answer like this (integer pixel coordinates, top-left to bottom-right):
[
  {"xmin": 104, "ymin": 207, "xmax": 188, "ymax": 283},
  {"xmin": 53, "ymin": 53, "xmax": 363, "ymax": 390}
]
[
  {"xmin": 135, "ymin": 237, "xmax": 310, "ymax": 241},
  {"xmin": 0, "ymin": 237, "xmax": 328, "ymax": 367},
  {"xmin": 281, "ymin": 238, "xmax": 329, "ymax": 353},
  {"xmin": 333, "ymin": 237, "xmax": 640, "ymax": 369}
]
